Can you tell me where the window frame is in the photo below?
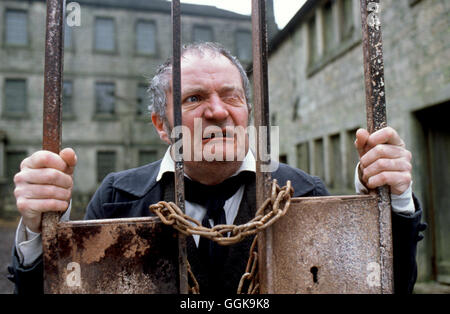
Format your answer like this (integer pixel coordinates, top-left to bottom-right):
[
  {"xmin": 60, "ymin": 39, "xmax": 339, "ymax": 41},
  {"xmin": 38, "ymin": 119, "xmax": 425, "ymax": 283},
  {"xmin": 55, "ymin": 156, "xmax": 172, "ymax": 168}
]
[
  {"xmin": 96, "ymin": 150, "xmax": 117, "ymax": 183},
  {"xmin": 93, "ymin": 16, "xmax": 117, "ymax": 54},
  {"xmin": 94, "ymin": 81, "xmax": 116, "ymax": 119},
  {"xmin": 234, "ymin": 29, "xmax": 253, "ymax": 63},
  {"xmin": 135, "ymin": 19, "xmax": 158, "ymax": 56},
  {"xmin": 3, "ymin": 8, "xmax": 29, "ymax": 48},
  {"xmin": 2, "ymin": 78, "xmax": 28, "ymax": 119}
]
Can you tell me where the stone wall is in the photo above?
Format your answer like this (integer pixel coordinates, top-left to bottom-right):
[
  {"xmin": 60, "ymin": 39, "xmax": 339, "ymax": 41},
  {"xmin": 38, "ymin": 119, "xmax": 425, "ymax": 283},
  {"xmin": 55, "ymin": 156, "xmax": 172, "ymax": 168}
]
[{"xmin": 267, "ymin": 0, "xmax": 450, "ymax": 283}]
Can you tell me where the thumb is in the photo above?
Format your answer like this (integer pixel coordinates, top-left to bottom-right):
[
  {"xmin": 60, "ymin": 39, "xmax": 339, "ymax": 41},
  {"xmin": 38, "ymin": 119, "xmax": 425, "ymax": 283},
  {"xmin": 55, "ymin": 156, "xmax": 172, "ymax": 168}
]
[
  {"xmin": 59, "ymin": 147, "xmax": 77, "ymax": 175},
  {"xmin": 355, "ymin": 128, "xmax": 370, "ymax": 158}
]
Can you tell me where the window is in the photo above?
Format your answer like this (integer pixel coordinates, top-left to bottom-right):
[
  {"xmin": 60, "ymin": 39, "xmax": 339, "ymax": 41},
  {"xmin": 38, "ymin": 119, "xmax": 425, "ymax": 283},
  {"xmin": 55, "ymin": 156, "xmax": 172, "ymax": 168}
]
[
  {"xmin": 329, "ymin": 134, "xmax": 343, "ymax": 189},
  {"xmin": 339, "ymin": 0, "xmax": 354, "ymax": 41},
  {"xmin": 296, "ymin": 142, "xmax": 310, "ymax": 173},
  {"xmin": 97, "ymin": 151, "xmax": 116, "ymax": 182},
  {"xmin": 5, "ymin": 10, "xmax": 28, "ymax": 46},
  {"xmin": 136, "ymin": 21, "xmax": 156, "ymax": 54},
  {"xmin": 62, "ymin": 81, "xmax": 73, "ymax": 115},
  {"xmin": 95, "ymin": 17, "xmax": 115, "ymax": 52},
  {"xmin": 307, "ymin": 15, "xmax": 317, "ymax": 65},
  {"xmin": 193, "ymin": 25, "xmax": 213, "ymax": 43},
  {"xmin": 6, "ymin": 151, "xmax": 27, "ymax": 182},
  {"xmin": 95, "ymin": 82, "xmax": 115, "ymax": 114},
  {"xmin": 138, "ymin": 150, "xmax": 157, "ymax": 166},
  {"xmin": 136, "ymin": 83, "xmax": 148, "ymax": 116},
  {"xmin": 235, "ymin": 30, "xmax": 252, "ymax": 62},
  {"xmin": 4, "ymin": 79, "xmax": 26, "ymax": 115},
  {"xmin": 314, "ymin": 138, "xmax": 325, "ymax": 180},
  {"xmin": 323, "ymin": 1, "xmax": 334, "ymax": 54}
]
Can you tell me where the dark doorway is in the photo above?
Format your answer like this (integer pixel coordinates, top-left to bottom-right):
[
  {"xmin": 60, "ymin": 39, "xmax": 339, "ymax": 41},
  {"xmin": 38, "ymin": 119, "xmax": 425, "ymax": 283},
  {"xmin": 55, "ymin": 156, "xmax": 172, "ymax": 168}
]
[{"xmin": 415, "ymin": 102, "xmax": 450, "ymax": 284}]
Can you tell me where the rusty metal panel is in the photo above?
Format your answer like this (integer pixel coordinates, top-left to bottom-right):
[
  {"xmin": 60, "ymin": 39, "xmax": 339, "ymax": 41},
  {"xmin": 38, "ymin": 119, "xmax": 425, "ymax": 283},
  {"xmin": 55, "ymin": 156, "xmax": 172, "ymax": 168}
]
[
  {"xmin": 44, "ymin": 217, "xmax": 179, "ymax": 294},
  {"xmin": 271, "ymin": 195, "xmax": 393, "ymax": 294}
]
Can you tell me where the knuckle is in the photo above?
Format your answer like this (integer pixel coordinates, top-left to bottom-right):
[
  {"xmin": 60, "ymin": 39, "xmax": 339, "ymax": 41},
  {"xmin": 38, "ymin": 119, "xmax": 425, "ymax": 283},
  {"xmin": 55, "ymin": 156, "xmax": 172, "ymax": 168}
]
[
  {"xmin": 13, "ymin": 173, "xmax": 20, "ymax": 185},
  {"xmin": 375, "ymin": 144, "xmax": 384, "ymax": 155},
  {"xmin": 404, "ymin": 172, "xmax": 412, "ymax": 183},
  {"xmin": 377, "ymin": 159, "xmax": 388, "ymax": 170},
  {"xmin": 13, "ymin": 186, "xmax": 22, "ymax": 199},
  {"xmin": 404, "ymin": 161, "xmax": 412, "ymax": 172},
  {"xmin": 406, "ymin": 150, "xmax": 412, "ymax": 161},
  {"xmin": 43, "ymin": 168, "xmax": 58, "ymax": 183},
  {"xmin": 65, "ymin": 188, "xmax": 72, "ymax": 200},
  {"xmin": 378, "ymin": 172, "xmax": 388, "ymax": 184},
  {"xmin": 16, "ymin": 197, "xmax": 27, "ymax": 213}
]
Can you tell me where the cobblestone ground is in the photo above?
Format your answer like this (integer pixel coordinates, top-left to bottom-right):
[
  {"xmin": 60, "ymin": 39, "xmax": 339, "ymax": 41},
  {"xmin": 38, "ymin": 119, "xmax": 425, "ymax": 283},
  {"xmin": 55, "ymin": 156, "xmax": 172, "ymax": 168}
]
[{"xmin": 0, "ymin": 222, "xmax": 17, "ymax": 294}]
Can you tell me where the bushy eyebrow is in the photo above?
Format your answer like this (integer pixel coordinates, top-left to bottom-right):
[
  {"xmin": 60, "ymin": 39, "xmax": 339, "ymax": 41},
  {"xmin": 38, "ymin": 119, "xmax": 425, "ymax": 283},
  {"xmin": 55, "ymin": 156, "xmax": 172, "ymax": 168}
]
[
  {"xmin": 218, "ymin": 85, "xmax": 244, "ymax": 96},
  {"xmin": 182, "ymin": 87, "xmax": 208, "ymax": 96},
  {"xmin": 181, "ymin": 84, "xmax": 244, "ymax": 98}
]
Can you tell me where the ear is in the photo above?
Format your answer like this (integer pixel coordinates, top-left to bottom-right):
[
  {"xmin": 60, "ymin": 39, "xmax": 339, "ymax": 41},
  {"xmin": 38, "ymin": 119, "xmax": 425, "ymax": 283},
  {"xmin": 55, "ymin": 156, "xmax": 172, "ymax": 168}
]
[{"xmin": 152, "ymin": 113, "xmax": 171, "ymax": 145}]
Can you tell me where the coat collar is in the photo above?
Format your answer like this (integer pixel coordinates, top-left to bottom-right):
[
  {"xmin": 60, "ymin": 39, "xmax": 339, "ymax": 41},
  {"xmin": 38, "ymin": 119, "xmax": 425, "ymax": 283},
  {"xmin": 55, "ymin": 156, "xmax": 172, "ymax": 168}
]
[{"xmin": 112, "ymin": 160, "xmax": 163, "ymax": 197}]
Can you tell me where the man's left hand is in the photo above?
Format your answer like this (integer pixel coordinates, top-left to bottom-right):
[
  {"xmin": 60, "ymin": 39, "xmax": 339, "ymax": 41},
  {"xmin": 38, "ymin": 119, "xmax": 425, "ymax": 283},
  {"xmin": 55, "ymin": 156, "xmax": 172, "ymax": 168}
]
[{"xmin": 355, "ymin": 127, "xmax": 412, "ymax": 195}]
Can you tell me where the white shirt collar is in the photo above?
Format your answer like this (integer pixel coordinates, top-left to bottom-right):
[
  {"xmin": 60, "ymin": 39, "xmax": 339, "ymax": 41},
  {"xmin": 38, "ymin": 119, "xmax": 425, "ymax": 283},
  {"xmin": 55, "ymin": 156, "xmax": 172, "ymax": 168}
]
[{"xmin": 156, "ymin": 146, "xmax": 256, "ymax": 182}]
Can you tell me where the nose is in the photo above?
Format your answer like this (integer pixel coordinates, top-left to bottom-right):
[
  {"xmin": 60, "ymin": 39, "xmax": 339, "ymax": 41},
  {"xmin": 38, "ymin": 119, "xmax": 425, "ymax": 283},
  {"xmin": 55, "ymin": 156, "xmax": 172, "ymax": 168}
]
[{"xmin": 203, "ymin": 94, "xmax": 229, "ymax": 121}]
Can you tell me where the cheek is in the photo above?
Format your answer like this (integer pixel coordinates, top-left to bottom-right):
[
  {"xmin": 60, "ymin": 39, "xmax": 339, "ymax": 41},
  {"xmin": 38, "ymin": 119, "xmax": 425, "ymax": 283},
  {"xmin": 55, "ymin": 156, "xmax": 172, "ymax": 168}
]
[{"xmin": 230, "ymin": 107, "xmax": 249, "ymax": 127}]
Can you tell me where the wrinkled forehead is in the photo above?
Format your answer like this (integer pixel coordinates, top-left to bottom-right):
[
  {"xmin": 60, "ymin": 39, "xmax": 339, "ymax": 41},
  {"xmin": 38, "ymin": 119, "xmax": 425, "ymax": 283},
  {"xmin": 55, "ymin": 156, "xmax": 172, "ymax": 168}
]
[{"xmin": 165, "ymin": 50, "xmax": 243, "ymax": 91}]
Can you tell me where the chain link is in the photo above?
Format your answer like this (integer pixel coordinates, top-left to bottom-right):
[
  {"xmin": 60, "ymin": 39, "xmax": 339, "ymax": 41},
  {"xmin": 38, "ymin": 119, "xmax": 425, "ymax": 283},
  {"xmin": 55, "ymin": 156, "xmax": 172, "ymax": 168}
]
[
  {"xmin": 149, "ymin": 179, "xmax": 293, "ymax": 294},
  {"xmin": 149, "ymin": 179, "xmax": 293, "ymax": 246},
  {"xmin": 237, "ymin": 235, "xmax": 259, "ymax": 294}
]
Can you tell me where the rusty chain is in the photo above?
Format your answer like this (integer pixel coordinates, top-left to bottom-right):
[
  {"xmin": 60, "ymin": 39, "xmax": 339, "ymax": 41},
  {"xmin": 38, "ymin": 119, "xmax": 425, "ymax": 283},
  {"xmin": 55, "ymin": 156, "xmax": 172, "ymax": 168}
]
[
  {"xmin": 237, "ymin": 235, "xmax": 260, "ymax": 294},
  {"xmin": 149, "ymin": 179, "xmax": 293, "ymax": 294}
]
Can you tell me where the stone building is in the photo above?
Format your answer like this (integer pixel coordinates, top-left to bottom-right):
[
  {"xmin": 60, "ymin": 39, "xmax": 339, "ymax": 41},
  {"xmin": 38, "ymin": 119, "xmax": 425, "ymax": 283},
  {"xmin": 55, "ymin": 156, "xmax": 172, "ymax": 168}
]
[
  {"xmin": 266, "ymin": 0, "xmax": 449, "ymax": 288},
  {"xmin": 0, "ymin": 0, "xmax": 278, "ymax": 219}
]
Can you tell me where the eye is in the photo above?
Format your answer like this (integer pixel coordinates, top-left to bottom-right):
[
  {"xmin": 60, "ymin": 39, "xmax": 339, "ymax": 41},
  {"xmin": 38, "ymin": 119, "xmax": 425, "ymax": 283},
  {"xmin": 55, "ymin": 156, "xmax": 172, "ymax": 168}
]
[{"xmin": 184, "ymin": 95, "xmax": 201, "ymax": 103}]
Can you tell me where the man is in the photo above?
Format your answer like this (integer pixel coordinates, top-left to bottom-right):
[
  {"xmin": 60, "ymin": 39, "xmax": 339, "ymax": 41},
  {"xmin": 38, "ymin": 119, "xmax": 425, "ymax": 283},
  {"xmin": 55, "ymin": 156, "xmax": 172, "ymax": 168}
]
[{"xmin": 9, "ymin": 42, "xmax": 425, "ymax": 294}]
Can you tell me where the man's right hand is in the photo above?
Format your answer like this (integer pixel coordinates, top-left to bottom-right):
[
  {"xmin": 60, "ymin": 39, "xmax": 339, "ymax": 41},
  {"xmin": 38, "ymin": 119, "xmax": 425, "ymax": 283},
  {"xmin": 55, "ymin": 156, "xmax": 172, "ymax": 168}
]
[{"xmin": 13, "ymin": 148, "xmax": 77, "ymax": 233}]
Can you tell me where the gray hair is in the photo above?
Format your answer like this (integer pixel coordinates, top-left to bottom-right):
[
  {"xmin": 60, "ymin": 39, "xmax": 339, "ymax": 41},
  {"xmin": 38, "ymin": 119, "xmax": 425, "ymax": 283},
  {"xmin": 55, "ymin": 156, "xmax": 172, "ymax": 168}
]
[{"xmin": 147, "ymin": 42, "xmax": 251, "ymax": 123}]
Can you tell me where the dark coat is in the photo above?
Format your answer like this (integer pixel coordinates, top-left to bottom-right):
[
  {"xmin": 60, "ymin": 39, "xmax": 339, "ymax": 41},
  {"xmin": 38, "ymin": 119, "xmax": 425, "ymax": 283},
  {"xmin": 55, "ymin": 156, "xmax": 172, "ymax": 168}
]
[{"xmin": 8, "ymin": 160, "xmax": 425, "ymax": 294}]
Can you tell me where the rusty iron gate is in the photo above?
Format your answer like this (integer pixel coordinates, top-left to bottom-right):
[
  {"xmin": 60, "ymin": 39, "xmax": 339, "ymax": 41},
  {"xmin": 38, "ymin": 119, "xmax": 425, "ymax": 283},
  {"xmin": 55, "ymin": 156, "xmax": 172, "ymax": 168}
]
[{"xmin": 41, "ymin": 0, "xmax": 393, "ymax": 293}]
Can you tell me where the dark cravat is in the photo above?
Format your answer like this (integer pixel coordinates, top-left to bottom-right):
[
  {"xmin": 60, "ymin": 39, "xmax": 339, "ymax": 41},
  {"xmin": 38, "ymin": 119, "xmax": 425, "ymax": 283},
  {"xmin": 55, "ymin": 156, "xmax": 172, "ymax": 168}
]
[{"xmin": 184, "ymin": 171, "xmax": 252, "ymax": 292}]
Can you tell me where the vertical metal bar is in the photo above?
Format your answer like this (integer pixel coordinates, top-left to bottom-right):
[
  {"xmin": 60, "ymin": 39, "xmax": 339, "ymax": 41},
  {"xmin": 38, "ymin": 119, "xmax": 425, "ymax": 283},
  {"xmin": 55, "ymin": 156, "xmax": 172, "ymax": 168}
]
[
  {"xmin": 360, "ymin": 0, "xmax": 394, "ymax": 293},
  {"xmin": 251, "ymin": 0, "xmax": 273, "ymax": 294},
  {"xmin": 171, "ymin": 0, "xmax": 188, "ymax": 294},
  {"xmin": 41, "ymin": 0, "xmax": 65, "ymax": 294}
]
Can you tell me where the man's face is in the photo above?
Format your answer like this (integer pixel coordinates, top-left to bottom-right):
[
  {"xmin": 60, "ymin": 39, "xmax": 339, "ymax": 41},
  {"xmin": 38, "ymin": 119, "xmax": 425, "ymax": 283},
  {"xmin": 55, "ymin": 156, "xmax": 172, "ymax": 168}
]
[{"xmin": 157, "ymin": 52, "xmax": 249, "ymax": 163}]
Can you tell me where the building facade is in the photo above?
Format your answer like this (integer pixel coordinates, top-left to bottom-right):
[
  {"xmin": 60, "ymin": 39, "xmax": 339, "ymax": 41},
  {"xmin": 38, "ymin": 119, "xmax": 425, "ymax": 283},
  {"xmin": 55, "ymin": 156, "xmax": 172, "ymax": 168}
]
[
  {"xmin": 266, "ymin": 0, "xmax": 449, "ymax": 287},
  {"xmin": 0, "ymin": 0, "xmax": 280, "ymax": 219}
]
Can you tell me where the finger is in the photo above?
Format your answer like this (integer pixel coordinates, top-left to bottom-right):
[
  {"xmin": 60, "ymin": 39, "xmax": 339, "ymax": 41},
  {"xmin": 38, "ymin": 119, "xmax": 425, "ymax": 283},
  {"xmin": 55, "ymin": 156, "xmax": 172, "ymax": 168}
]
[
  {"xmin": 366, "ymin": 171, "xmax": 412, "ymax": 194},
  {"xmin": 354, "ymin": 128, "xmax": 370, "ymax": 158},
  {"xmin": 21, "ymin": 150, "xmax": 68, "ymax": 173},
  {"xmin": 362, "ymin": 158, "xmax": 412, "ymax": 183},
  {"xmin": 59, "ymin": 147, "xmax": 77, "ymax": 175},
  {"xmin": 14, "ymin": 184, "xmax": 71, "ymax": 202},
  {"xmin": 14, "ymin": 168, "xmax": 73, "ymax": 189},
  {"xmin": 360, "ymin": 144, "xmax": 411, "ymax": 168},
  {"xmin": 16, "ymin": 198, "xmax": 69, "ymax": 215},
  {"xmin": 366, "ymin": 127, "xmax": 405, "ymax": 149}
]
